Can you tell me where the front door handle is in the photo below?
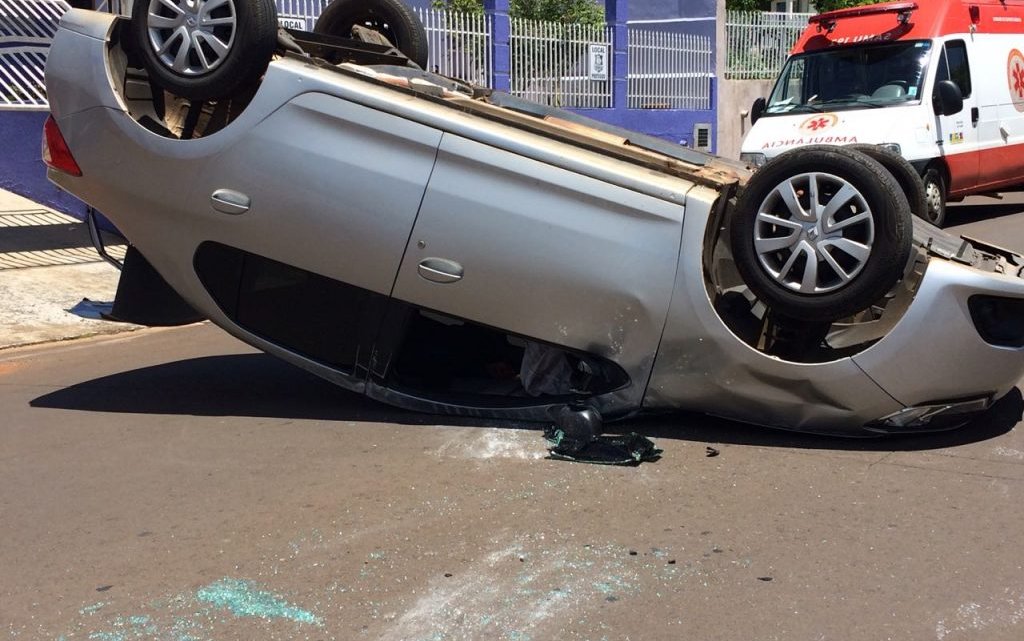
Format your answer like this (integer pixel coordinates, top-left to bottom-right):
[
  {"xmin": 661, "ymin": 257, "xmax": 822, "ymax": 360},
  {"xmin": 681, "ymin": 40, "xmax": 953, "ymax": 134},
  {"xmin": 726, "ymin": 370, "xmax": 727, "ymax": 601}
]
[
  {"xmin": 417, "ymin": 257, "xmax": 463, "ymax": 284},
  {"xmin": 210, "ymin": 189, "xmax": 250, "ymax": 215},
  {"xmin": 972, "ymin": 107, "xmax": 979, "ymax": 126}
]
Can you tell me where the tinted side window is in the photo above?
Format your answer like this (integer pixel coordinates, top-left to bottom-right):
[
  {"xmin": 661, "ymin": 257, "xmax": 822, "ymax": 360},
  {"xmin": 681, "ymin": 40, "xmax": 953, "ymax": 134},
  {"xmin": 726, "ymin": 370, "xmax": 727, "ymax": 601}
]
[
  {"xmin": 936, "ymin": 40, "xmax": 972, "ymax": 98},
  {"xmin": 194, "ymin": 242, "xmax": 387, "ymax": 374}
]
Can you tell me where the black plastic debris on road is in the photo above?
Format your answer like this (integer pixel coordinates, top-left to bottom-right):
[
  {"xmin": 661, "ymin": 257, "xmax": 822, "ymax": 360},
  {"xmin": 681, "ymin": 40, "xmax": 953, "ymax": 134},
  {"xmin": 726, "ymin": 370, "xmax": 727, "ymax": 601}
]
[{"xmin": 544, "ymin": 427, "xmax": 661, "ymax": 466}]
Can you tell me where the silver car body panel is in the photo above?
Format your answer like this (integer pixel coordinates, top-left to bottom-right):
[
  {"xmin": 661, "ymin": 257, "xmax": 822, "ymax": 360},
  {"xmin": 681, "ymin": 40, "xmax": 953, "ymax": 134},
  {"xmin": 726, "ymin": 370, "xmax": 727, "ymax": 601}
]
[
  {"xmin": 45, "ymin": 11, "xmax": 1024, "ymax": 433},
  {"xmin": 46, "ymin": 12, "xmax": 695, "ymax": 416},
  {"xmin": 851, "ymin": 259, "xmax": 1024, "ymax": 405},
  {"xmin": 646, "ymin": 187, "xmax": 904, "ymax": 432},
  {"xmin": 390, "ymin": 133, "xmax": 684, "ymax": 412},
  {"xmin": 44, "ymin": 10, "xmax": 123, "ymax": 118}
]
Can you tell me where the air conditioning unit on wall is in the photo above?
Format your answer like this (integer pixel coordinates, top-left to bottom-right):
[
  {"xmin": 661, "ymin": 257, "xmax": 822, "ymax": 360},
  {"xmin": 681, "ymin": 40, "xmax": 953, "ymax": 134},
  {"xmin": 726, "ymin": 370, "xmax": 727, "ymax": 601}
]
[{"xmin": 693, "ymin": 123, "xmax": 712, "ymax": 152}]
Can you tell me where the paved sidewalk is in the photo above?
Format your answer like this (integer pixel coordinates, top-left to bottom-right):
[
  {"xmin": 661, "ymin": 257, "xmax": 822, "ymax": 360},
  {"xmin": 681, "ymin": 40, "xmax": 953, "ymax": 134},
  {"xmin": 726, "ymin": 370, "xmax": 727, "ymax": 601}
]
[{"xmin": 0, "ymin": 188, "xmax": 140, "ymax": 350}]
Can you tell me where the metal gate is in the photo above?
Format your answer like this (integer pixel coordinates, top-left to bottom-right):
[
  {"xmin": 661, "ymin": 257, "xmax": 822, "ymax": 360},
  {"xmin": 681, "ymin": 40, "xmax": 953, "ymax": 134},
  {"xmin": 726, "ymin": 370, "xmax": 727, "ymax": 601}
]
[
  {"xmin": 509, "ymin": 17, "xmax": 613, "ymax": 108},
  {"xmin": 0, "ymin": 0, "xmax": 68, "ymax": 109},
  {"xmin": 2, "ymin": 1, "xmax": 496, "ymax": 110}
]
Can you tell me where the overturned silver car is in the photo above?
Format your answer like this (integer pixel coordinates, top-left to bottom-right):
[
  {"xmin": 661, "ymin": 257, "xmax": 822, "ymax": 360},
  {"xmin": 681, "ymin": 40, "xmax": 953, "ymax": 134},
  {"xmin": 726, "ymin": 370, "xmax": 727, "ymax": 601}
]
[{"xmin": 42, "ymin": 4, "xmax": 1024, "ymax": 435}]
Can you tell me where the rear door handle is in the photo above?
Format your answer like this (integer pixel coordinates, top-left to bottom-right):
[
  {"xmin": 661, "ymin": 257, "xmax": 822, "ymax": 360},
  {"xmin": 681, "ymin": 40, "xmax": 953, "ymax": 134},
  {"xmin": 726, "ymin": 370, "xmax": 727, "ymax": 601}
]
[
  {"xmin": 210, "ymin": 189, "xmax": 250, "ymax": 215},
  {"xmin": 972, "ymin": 107, "xmax": 979, "ymax": 126},
  {"xmin": 417, "ymin": 257, "xmax": 463, "ymax": 283}
]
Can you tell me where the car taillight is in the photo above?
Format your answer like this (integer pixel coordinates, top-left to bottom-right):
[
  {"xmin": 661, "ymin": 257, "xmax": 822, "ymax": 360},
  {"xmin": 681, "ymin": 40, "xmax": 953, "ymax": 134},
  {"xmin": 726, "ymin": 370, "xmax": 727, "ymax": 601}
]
[{"xmin": 42, "ymin": 115, "xmax": 82, "ymax": 177}]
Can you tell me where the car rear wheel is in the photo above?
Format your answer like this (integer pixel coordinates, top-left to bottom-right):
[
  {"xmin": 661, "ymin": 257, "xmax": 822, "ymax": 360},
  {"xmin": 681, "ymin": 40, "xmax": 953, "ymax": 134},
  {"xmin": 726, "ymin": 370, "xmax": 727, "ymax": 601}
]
[
  {"xmin": 922, "ymin": 166, "xmax": 948, "ymax": 227},
  {"xmin": 314, "ymin": 0, "xmax": 429, "ymax": 69},
  {"xmin": 131, "ymin": 0, "xmax": 278, "ymax": 101},
  {"xmin": 729, "ymin": 146, "xmax": 913, "ymax": 323},
  {"xmin": 847, "ymin": 144, "xmax": 928, "ymax": 223}
]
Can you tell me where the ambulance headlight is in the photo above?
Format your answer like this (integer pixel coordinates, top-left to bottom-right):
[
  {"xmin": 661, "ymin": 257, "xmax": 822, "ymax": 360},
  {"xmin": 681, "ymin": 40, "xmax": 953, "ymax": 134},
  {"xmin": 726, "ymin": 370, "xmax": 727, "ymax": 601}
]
[
  {"xmin": 740, "ymin": 152, "xmax": 767, "ymax": 167},
  {"xmin": 879, "ymin": 143, "xmax": 902, "ymax": 155}
]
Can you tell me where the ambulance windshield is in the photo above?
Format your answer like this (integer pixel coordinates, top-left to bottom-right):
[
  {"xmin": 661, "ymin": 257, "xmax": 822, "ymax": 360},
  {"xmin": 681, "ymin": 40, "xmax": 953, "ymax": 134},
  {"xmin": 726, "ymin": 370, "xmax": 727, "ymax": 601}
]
[{"xmin": 764, "ymin": 40, "xmax": 932, "ymax": 115}]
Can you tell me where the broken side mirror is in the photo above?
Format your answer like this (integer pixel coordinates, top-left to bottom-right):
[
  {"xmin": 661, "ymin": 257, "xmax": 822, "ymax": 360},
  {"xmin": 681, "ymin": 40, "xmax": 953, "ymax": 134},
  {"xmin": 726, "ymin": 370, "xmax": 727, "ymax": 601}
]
[
  {"xmin": 933, "ymin": 80, "xmax": 964, "ymax": 116},
  {"xmin": 750, "ymin": 97, "xmax": 766, "ymax": 125}
]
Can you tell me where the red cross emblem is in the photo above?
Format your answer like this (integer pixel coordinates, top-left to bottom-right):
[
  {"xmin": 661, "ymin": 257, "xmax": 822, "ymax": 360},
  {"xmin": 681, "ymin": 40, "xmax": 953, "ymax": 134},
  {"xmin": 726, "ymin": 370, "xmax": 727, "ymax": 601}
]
[
  {"xmin": 799, "ymin": 114, "xmax": 838, "ymax": 133},
  {"xmin": 1009, "ymin": 49, "xmax": 1024, "ymax": 112}
]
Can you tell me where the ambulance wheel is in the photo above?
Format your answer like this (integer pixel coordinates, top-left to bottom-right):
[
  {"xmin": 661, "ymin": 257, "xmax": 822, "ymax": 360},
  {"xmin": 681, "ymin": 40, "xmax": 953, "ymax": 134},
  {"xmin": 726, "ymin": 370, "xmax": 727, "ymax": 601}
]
[
  {"xmin": 131, "ymin": 0, "xmax": 277, "ymax": 101},
  {"xmin": 922, "ymin": 166, "xmax": 948, "ymax": 227},
  {"xmin": 847, "ymin": 144, "xmax": 928, "ymax": 222},
  {"xmin": 314, "ymin": 0, "xmax": 429, "ymax": 69},
  {"xmin": 729, "ymin": 145, "xmax": 913, "ymax": 323}
]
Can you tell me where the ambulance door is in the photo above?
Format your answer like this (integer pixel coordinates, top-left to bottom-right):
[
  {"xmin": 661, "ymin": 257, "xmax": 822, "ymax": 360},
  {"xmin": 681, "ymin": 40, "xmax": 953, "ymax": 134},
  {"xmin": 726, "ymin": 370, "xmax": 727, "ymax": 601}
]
[
  {"xmin": 933, "ymin": 39, "xmax": 979, "ymax": 194},
  {"xmin": 978, "ymin": 38, "xmax": 1023, "ymax": 189}
]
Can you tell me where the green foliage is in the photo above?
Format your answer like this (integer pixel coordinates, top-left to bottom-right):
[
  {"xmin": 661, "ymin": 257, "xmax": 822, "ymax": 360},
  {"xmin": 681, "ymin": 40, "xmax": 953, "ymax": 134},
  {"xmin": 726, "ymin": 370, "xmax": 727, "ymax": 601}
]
[
  {"xmin": 432, "ymin": 0, "xmax": 484, "ymax": 14},
  {"xmin": 511, "ymin": 0, "xmax": 604, "ymax": 24},
  {"xmin": 725, "ymin": 0, "xmax": 885, "ymax": 13},
  {"xmin": 433, "ymin": 0, "xmax": 605, "ymax": 24},
  {"xmin": 812, "ymin": 0, "xmax": 886, "ymax": 12},
  {"xmin": 725, "ymin": 0, "xmax": 771, "ymax": 11},
  {"xmin": 432, "ymin": 0, "xmax": 607, "ymax": 107}
]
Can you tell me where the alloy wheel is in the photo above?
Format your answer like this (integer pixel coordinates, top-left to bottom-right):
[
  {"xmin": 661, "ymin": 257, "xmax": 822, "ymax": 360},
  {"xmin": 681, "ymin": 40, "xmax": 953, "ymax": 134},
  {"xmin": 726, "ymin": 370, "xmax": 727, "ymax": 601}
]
[
  {"xmin": 753, "ymin": 172, "xmax": 876, "ymax": 294},
  {"xmin": 145, "ymin": 0, "xmax": 237, "ymax": 76}
]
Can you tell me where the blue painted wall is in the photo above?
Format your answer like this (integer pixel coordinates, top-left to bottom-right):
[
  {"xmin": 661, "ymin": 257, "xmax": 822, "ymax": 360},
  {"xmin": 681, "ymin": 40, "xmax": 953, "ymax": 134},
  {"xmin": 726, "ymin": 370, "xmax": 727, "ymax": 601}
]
[
  {"xmin": 1, "ymin": 111, "xmax": 85, "ymax": 217},
  {"xmin": 608, "ymin": 0, "xmax": 717, "ymax": 148},
  {"xmin": 627, "ymin": 0, "xmax": 717, "ymax": 40},
  {"xmin": 405, "ymin": 0, "xmax": 716, "ymax": 20},
  {"xmin": 478, "ymin": 0, "xmax": 717, "ymax": 149},
  {"xmin": 404, "ymin": 0, "xmax": 718, "ymax": 147},
  {"xmin": 629, "ymin": 0, "xmax": 716, "ymax": 19}
]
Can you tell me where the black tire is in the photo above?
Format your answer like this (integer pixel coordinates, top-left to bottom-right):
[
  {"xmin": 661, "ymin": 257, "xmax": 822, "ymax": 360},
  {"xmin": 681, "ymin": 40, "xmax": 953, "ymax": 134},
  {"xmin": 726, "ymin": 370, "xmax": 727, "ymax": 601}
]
[
  {"xmin": 922, "ymin": 166, "xmax": 948, "ymax": 227},
  {"xmin": 131, "ymin": 0, "xmax": 278, "ymax": 102},
  {"xmin": 314, "ymin": 0, "xmax": 429, "ymax": 70},
  {"xmin": 730, "ymin": 145, "xmax": 913, "ymax": 323},
  {"xmin": 847, "ymin": 144, "xmax": 928, "ymax": 222}
]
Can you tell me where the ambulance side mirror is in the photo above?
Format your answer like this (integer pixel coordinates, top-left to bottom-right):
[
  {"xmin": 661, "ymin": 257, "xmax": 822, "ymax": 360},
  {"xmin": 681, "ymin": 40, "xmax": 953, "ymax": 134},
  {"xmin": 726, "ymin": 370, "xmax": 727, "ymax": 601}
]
[
  {"xmin": 933, "ymin": 80, "xmax": 964, "ymax": 116},
  {"xmin": 750, "ymin": 98, "xmax": 766, "ymax": 125}
]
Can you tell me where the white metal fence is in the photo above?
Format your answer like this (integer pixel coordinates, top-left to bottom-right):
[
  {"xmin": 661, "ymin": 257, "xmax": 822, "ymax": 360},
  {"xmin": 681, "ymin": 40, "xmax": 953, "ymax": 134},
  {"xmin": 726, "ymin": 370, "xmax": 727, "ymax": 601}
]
[
  {"xmin": 725, "ymin": 10, "xmax": 811, "ymax": 80},
  {"xmin": 627, "ymin": 28, "xmax": 712, "ymax": 110},
  {"xmin": 275, "ymin": 3, "xmax": 494, "ymax": 86},
  {"xmin": 509, "ymin": 17, "xmax": 612, "ymax": 109},
  {"xmin": 0, "ymin": 0, "xmax": 68, "ymax": 109},
  {"xmin": 275, "ymin": 0, "xmax": 328, "ymax": 31},
  {"xmin": 418, "ymin": 8, "xmax": 491, "ymax": 86},
  {"xmin": 2, "ymin": 2, "xmax": 716, "ymax": 113}
]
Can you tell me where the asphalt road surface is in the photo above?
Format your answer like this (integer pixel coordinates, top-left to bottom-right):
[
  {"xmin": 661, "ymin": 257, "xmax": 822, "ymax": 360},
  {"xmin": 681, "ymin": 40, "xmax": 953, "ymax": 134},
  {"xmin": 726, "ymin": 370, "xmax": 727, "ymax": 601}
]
[{"xmin": 3, "ymin": 194, "xmax": 1024, "ymax": 641}]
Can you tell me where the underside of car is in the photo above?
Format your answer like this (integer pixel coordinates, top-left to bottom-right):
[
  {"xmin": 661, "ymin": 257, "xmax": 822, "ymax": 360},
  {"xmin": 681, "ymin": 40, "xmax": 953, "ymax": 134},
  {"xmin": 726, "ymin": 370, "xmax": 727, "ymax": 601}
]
[{"xmin": 42, "ymin": 3, "xmax": 1024, "ymax": 435}]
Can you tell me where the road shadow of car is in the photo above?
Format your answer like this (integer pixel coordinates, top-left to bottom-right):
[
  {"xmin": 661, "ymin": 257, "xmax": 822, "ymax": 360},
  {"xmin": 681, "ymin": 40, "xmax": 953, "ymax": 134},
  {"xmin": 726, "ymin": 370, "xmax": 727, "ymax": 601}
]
[
  {"xmin": 624, "ymin": 387, "xmax": 1022, "ymax": 452},
  {"xmin": 29, "ymin": 353, "xmax": 1021, "ymax": 452},
  {"xmin": 29, "ymin": 353, "xmax": 513, "ymax": 429}
]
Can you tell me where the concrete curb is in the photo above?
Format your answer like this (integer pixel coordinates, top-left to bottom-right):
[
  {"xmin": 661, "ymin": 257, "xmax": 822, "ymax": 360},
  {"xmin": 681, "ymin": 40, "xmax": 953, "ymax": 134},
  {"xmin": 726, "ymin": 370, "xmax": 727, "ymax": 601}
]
[
  {"xmin": 0, "ymin": 261, "xmax": 142, "ymax": 350},
  {"xmin": 0, "ymin": 188, "xmax": 140, "ymax": 350}
]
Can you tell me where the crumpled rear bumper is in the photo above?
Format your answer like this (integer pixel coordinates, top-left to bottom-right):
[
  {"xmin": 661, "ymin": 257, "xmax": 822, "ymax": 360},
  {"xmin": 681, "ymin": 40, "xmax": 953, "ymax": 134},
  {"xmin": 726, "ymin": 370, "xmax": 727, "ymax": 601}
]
[
  {"xmin": 648, "ymin": 191, "xmax": 1024, "ymax": 435},
  {"xmin": 852, "ymin": 256, "xmax": 1024, "ymax": 417}
]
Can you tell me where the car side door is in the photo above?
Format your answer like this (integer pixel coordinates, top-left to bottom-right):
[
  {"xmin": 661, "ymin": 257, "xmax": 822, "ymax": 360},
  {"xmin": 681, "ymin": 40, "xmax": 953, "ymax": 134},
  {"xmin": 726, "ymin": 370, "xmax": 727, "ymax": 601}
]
[
  {"xmin": 189, "ymin": 92, "xmax": 443, "ymax": 385},
  {"xmin": 932, "ymin": 39, "xmax": 980, "ymax": 194},
  {"xmin": 385, "ymin": 133, "xmax": 685, "ymax": 412}
]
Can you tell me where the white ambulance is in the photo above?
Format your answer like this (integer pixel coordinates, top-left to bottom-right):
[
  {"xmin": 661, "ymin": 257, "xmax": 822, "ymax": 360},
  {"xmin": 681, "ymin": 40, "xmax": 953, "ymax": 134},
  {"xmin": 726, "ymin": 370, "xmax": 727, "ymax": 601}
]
[{"xmin": 740, "ymin": 0, "xmax": 1024, "ymax": 226}]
